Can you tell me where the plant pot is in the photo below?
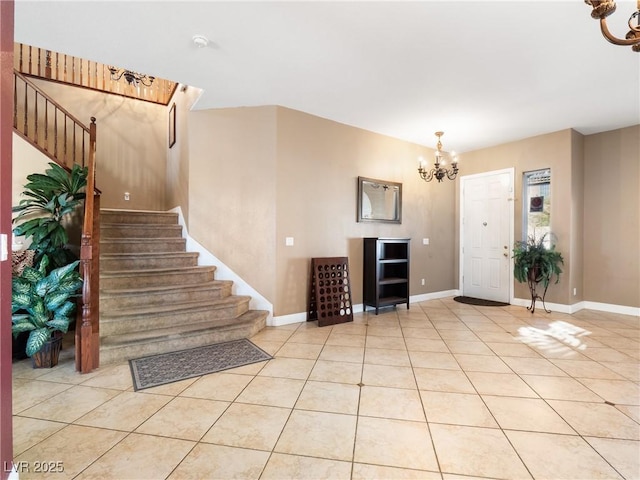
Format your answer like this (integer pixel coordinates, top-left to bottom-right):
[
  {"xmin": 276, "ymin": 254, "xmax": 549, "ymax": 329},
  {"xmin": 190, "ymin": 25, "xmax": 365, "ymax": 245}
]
[
  {"xmin": 31, "ymin": 332, "xmax": 63, "ymax": 369},
  {"xmin": 12, "ymin": 331, "xmax": 30, "ymax": 361}
]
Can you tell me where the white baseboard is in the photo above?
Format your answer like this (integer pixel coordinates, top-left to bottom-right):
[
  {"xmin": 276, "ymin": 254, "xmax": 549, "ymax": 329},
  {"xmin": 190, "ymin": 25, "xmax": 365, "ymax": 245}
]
[
  {"xmin": 410, "ymin": 290, "xmax": 461, "ymax": 303},
  {"xmin": 512, "ymin": 297, "xmax": 640, "ymax": 317},
  {"xmin": 169, "ymin": 207, "xmax": 274, "ymax": 324}
]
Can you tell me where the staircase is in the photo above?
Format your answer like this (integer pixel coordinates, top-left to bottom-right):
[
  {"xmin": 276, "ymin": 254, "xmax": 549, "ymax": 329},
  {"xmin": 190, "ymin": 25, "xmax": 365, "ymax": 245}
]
[{"xmin": 99, "ymin": 209, "xmax": 268, "ymax": 365}]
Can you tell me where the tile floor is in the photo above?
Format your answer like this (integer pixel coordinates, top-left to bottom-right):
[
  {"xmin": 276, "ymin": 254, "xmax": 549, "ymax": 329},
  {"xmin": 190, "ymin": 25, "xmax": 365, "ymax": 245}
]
[{"xmin": 11, "ymin": 298, "xmax": 640, "ymax": 479}]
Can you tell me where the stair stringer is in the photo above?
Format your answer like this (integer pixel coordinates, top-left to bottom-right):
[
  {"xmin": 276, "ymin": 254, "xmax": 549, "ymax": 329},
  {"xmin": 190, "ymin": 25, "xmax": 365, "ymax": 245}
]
[{"xmin": 170, "ymin": 206, "xmax": 274, "ymax": 326}]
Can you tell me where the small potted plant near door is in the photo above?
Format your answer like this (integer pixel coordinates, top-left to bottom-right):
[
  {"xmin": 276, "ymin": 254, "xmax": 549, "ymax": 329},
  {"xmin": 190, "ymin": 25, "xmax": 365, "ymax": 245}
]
[
  {"xmin": 11, "ymin": 255, "xmax": 83, "ymax": 368},
  {"xmin": 513, "ymin": 233, "xmax": 564, "ymax": 313}
]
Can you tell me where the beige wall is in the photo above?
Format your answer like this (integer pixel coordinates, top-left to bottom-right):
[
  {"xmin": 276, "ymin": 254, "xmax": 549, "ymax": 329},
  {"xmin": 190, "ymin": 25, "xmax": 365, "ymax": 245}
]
[
  {"xmin": 456, "ymin": 129, "xmax": 576, "ymax": 305},
  {"xmin": 166, "ymin": 85, "xmax": 202, "ymax": 223},
  {"xmin": 30, "ymin": 79, "xmax": 168, "ymax": 211},
  {"xmin": 187, "ymin": 106, "xmax": 457, "ymax": 316},
  {"xmin": 583, "ymin": 126, "xmax": 640, "ymax": 308}
]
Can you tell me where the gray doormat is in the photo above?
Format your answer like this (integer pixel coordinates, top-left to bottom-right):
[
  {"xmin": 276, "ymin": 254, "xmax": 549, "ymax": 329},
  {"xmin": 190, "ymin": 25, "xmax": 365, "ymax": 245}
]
[
  {"xmin": 129, "ymin": 339, "xmax": 272, "ymax": 390},
  {"xmin": 453, "ymin": 296, "xmax": 510, "ymax": 307}
]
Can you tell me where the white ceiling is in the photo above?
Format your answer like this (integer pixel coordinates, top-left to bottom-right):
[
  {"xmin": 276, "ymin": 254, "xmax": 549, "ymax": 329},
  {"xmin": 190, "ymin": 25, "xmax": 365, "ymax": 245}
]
[{"xmin": 14, "ymin": 0, "xmax": 640, "ymax": 153}]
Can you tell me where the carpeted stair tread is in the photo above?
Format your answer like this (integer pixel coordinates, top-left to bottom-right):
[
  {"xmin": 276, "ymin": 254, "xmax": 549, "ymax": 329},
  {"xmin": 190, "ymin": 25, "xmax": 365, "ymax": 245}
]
[
  {"xmin": 101, "ymin": 279, "xmax": 232, "ymax": 296},
  {"xmin": 101, "ymin": 294, "xmax": 250, "ymax": 318},
  {"xmin": 101, "ymin": 265, "xmax": 217, "ymax": 277},
  {"xmin": 101, "ymin": 209, "xmax": 179, "ymax": 225},
  {"xmin": 100, "ymin": 310, "xmax": 268, "ymax": 349}
]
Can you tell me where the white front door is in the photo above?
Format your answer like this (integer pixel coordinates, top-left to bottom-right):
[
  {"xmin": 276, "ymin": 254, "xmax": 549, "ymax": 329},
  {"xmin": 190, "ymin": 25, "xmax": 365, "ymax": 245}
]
[{"xmin": 461, "ymin": 169, "xmax": 513, "ymax": 303}]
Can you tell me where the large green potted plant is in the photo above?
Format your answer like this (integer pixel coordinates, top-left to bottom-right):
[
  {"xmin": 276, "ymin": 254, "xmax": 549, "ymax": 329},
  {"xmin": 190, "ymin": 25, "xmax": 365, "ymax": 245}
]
[
  {"xmin": 513, "ymin": 233, "xmax": 564, "ymax": 313},
  {"xmin": 11, "ymin": 255, "xmax": 83, "ymax": 368},
  {"xmin": 12, "ymin": 162, "xmax": 87, "ymax": 271}
]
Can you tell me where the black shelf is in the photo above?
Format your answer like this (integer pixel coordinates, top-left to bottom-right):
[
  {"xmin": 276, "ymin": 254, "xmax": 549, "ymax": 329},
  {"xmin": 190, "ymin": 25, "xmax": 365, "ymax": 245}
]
[{"xmin": 363, "ymin": 237, "xmax": 410, "ymax": 315}]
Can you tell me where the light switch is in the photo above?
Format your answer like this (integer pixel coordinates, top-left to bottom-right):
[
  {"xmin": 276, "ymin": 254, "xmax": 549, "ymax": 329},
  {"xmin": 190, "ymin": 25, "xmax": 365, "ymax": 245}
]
[
  {"xmin": 422, "ymin": 238, "xmax": 430, "ymax": 245},
  {"xmin": 285, "ymin": 237, "xmax": 294, "ymax": 246},
  {"xmin": 0, "ymin": 234, "xmax": 7, "ymax": 261}
]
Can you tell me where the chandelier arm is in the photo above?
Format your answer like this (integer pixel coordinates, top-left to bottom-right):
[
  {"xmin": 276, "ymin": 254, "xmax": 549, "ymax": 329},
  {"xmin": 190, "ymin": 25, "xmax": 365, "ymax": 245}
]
[
  {"xmin": 599, "ymin": 17, "xmax": 640, "ymax": 45},
  {"xmin": 445, "ymin": 169, "xmax": 458, "ymax": 181}
]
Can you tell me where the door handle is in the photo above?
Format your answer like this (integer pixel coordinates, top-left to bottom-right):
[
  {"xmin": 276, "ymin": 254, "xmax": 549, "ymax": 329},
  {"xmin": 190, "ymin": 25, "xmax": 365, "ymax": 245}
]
[{"xmin": 503, "ymin": 252, "xmax": 509, "ymax": 257}]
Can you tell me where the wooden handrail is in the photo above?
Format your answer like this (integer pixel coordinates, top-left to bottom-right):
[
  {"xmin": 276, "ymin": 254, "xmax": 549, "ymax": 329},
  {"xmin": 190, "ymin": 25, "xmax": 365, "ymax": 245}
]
[
  {"xmin": 14, "ymin": 71, "xmax": 91, "ymax": 169},
  {"xmin": 13, "ymin": 69, "xmax": 100, "ymax": 373}
]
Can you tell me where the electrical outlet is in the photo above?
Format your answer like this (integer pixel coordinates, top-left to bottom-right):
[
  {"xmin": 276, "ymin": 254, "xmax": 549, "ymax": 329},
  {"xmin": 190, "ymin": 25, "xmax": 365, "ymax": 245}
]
[
  {"xmin": 124, "ymin": 192, "xmax": 130, "ymax": 201},
  {"xmin": 422, "ymin": 238, "xmax": 429, "ymax": 245},
  {"xmin": 285, "ymin": 237, "xmax": 294, "ymax": 246}
]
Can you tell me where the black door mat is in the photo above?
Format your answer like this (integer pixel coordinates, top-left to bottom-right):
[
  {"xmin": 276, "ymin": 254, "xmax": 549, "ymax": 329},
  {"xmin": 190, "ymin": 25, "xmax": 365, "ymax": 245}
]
[{"xmin": 453, "ymin": 296, "xmax": 510, "ymax": 307}]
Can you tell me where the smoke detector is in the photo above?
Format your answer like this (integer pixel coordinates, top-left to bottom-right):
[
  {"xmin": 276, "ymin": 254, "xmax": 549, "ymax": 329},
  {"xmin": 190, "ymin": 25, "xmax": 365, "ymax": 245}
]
[{"xmin": 192, "ymin": 35, "xmax": 210, "ymax": 48}]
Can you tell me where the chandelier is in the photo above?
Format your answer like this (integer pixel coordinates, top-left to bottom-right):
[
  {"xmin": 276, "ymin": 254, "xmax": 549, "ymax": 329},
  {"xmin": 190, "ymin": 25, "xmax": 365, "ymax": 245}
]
[
  {"xmin": 584, "ymin": 0, "xmax": 640, "ymax": 52},
  {"xmin": 417, "ymin": 131, "xmax": 459, "ymax": 183},
  {"xmin": 108, "ymin": 66, "xmax": 155, "ymax": 87}
]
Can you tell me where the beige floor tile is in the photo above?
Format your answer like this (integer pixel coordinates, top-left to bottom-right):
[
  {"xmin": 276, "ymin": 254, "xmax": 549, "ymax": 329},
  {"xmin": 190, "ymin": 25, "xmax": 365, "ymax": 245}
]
[
  {"xmin": 454, "ymin": 353, "xmax": 511, "ymax": 373},
  {"xmin": 251, "ymin": 328, "xmax": 295, "ymax": 343},
  {"xmin": 288, "ymin": 329, "xmax": 331, "ymax": 344},
  {"xmin": 409, "ymin": 351, "xmax": 460, "ymax": 370},
  {"xmin": 585, "ymin": 436, "xmax": 640, "ymax": 480},
  {"xmin": 616, "ymin": 404, "xmax": 640, "ymax": 423},
  {"xmin": 19, "ymin": 385, "xmax": 120, "ymax": 423},
  {"xmin": 12, "ymin": 380, "xmax": 74, "ymax": 414},
  {"xmin": 295, "ymin": 380, "xmax": 360, "ymax": 415},
  {"xmin": 202, "ymin": 402, "xmax": 290, "ymax": 450},
  {"xmin": 364, "ymin": 347, "xmax": 411, "ymax": 366},
  {"xmin": 354, "ymin": 416, "xmax": 438, "ymax": 471},
  {"xmin": 178, "ymin": 372, "xmax": 252, "ymax": 401},
  {"xmin": 12, "ymin": 359, "xmax": 56, "ymax": 380},
  {"xmin": 75, "ymin": 391, "xmax": 171, "ymax": 431},
  {"xmin": 236, "ymin": 375, "xmax": 305, "ymax": 408},
  {"xmin": 248, "ymin": 339, "xmax": 283, "ymax": 356},
  {"xmin": 500, "ymin": 355, "xmax": 567, "ymax": 376},
  {"xmin": 135, "ymin": 396, "xmax": 229, "ymax": 441},
  {"xmin": 258, "ymin": 357, "xmax": 315, "ymax": 380},
  {"xmin": 325, "ymin": 333, "xmax": 366, "ymax": 348},
  {"xmin": 401, "ymin": 327, "xmax": 442, "ymax": 340},
  {"xmin": 275, "ymin": 341, "xmax": 324, "ymax": 359},
  {"xmin": 226, "ymin": 359, "xmax": 269, "ymax": 375},
  {"xmin": 12, "ymin": 416, "xmax": 65, "ymax": 457},
  {"xmin": 352, "ymin": 463, "xmax": 440, "ymax": 479},
  {"xmin": 601, "ymin": 361, "xmax": 640, "ymax": 382},
  {"xmin": 444, "ymin": 340, "xmax": 494, "ymax": 355},
  {"xmin": 420, "ymin": 391, "xmax": 498, "ymax": 428},
  {"xmin": 578, "ymin": 377, "xmax": 640, "ymax": 405},
  {"xmin": 367, "ymin": 325, "xmax": 404, "ymax": 338},
  {"xmin": 437, "ymin": 329, "xmax": 479, "ymax": 340},
  {"xmin": 330, "ymin": 322, "xmax": 368, "ymax": 335},
  {"xmin": 262, "ymin": 453, "xmax": 352, "ymax": 480},
  {"xmin": 482, "ymin": 395, "xmax": 574, "ymax": 434},
  {"xmin": 466, "ymin": 371, "xmax": 539, "ymax": 397},
  {"xmin": 485, "ymin": 342, "xmax": 542, "ymax": 358},
  {"xmin": 362, "ymin": 364, "xmax": 417, "ymax": 389},
  {"xmin": 319, "ymin": 345, "xmax": 365, "ymax": 363},
  {"xmin": 14, "ymin": 424, "xmax": 127, "ymax": 479},
  {"xmin": 79, "ymin": 363, "xmax": 134, "ymax": 390},
  {"xmin": 550, "ymin": 358, "xmax": 625, "ymax": 380},
  {"xmin": 548, "ymin": 399, "xmax": 640, "ymax": 439},
  {"xmin": 430, "ymin": 424, "xmax": 531, "ymax": 479},
  {"xmin": 275, "ymin": 410, "xmax": 357, "ymax": 461},
  {"xmin": 31, "ymin": 361, "xmax": 104, "ymax": 385},
  {"xmin": 360, "ymin": 385, "xmax": 425, "ymax": 421},
  {"xmin": 169, "ymin": 443, "xmax": 269, "ymax": 480},
  {"xmin": 507, "ymin": 430, "xmax": 624, "ymax": 480},
  {"xmin": 404, "ymin": 337, "xmax": 449, "ymax": 353},
  {"xmin": 414, "ymin": 368, "xmax": 475, "ymax": 394},
  {"xmin": 76, "ymin": 432, "xmax": 194, "ymax": 480},
  {"xmin": 309, "ymin": 359, "xmax": 362, "ymax": 384},
  {"xmin": 473, "ymin": 331, "xmax": 520, "ymax": 343},
  {"xmin": 520, "ymin": 374, "xmax": 604, "ymax": 401},
  {"xmin": 365, "ymin": 334, "xmax": 407, "ymax": 350},
  {"xmin": 581, "ymin": 347, "xmax": 637, "ymax": 363}
]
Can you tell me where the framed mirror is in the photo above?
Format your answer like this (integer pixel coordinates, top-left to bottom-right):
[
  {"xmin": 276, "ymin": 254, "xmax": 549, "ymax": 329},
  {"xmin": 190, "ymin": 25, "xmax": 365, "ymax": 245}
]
[{"xmin": 357, "ymin": 176, "xmax": 402, "ymax": 224}]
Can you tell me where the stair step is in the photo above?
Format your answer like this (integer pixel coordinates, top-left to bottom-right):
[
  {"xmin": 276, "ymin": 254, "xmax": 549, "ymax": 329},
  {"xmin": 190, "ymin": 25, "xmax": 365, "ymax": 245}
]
[
  {"xmin": 101, "ymin": 266, "xmax": 216, "ymax": 289},
  {"xmin": 101, "ymin": 223, "xmax": 183, "ymax": 239},
  {"xmin": 101, "ymin": 209, "xmax": 179, "ymax": 225},
  {"xmin": 99, "ymin": 310, "xmax": 268, "ymax": 365},
  {"xmin": 100, "ymin": 280, "xmax": 233, "ymax": 310},
  {"xmin": 100, "ymin": 252, "xmax": 199, "ymax": 270},
  {"xmin": 100, "ymin": 238, "xmax": 186, "ymax": 254}
]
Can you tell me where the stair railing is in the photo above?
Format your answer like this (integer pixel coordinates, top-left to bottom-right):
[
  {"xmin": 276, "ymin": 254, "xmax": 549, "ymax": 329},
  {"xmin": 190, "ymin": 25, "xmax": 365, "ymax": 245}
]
[{"xmin": 13, "ymin": 70, "xmax": 100, "ymax": 373}]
